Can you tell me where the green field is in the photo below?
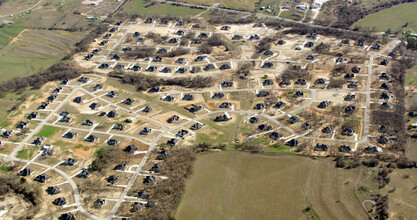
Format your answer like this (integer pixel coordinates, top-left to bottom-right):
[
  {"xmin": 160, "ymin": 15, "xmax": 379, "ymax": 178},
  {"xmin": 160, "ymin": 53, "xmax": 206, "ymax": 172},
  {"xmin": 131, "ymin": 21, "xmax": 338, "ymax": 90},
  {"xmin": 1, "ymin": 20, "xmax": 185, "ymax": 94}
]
[
  {"xmin": 178, "ymin": 0, "xmax": 257, "ymax": 11},
  {"xmin": 0, "ymin": 27, "xmax": 24, "ymax": 49},
  {"xmin": 36, "ymin": 125, "xmax": 60, "ymax": 138},
  {"xmin": 353, "ymin": 2, "xmax": 417, "ymax": 32},
  {"xmin": 176, "ymin": 151, "xmax": 372, "ymax": 220},
  {"xmin": 123, "ymin": 0, "xmax": 206, "ymax": 17},
  {"xmin": 0, "ymin": 29, "xmax": 86, "ymax": 81},
  {"xmin": 17, "ymin": 145, "xmax": 40, "ymax": 159}
]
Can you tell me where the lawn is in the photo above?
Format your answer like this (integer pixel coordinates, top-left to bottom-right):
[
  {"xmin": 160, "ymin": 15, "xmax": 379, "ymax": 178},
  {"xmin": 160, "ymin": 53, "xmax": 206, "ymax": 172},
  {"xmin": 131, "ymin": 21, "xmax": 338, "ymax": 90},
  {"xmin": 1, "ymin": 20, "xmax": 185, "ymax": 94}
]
[
  {"xmin": 0, "ymin": 29, "xmax": 86, "ymax": 81},
  {"xmin": 123, "ymin": 0, "xmax": 206, "ymax": 17},
  {"xmin": 0, "ymin": 27, "xmax": 24, "ymax": 49},
  {"xmin": 17, "ymin": 146, "xmax": 40, "ymax": 159},
  {"xmin": 352, "ymin": 2, "xmax": 417, "ymax": 32},
  {"xmin": 36, "ymin": 125, "xmax": 61, "ymax": 138},
  {"xmin": 176, "ymin": 151, "xmax": 372, "ymax": 220}
]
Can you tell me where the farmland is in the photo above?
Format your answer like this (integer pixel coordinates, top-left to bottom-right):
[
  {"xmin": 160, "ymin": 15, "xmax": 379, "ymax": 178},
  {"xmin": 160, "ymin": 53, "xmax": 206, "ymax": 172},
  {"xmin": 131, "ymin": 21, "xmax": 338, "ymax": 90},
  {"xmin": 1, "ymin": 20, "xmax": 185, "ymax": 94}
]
[
  {"xmin": 176, "ymin": 151, "xmax": 372, "ymax": 220},
  {"xmin": 352, "ymin": 2, "xmax": 417, "ymax": 32},
  {"xmin": 122, "ymin": 0, "xmax": 206, "ymax": 17}
]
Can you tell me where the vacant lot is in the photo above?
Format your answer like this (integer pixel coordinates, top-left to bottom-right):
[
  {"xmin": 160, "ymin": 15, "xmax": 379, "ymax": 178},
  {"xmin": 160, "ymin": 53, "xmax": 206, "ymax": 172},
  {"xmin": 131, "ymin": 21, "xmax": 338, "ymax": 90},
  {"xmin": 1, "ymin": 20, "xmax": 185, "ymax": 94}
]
[
  {"xmin": 0, "ymin": 29, "xmax": 86, "ymax": 81},
  {"xmin": 176, "ymin": 151, "xmax": 370, "ymax": 220},
  {"xmin": 353, "ymin": 2, "xmax": 417, "ymax": 32},
  {"xmin": 122, "ymin": 0, "xmax": 206, "ymax": 17}
]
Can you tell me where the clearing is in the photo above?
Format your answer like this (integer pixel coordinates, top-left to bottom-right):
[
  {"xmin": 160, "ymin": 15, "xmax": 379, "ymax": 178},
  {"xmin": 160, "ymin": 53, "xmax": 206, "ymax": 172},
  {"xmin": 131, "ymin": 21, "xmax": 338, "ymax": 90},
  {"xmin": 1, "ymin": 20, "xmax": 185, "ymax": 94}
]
[
  {"xmin": 122, "ymin": 0, "xmax": 206, "ymax": 17},
  {"xmin": 176, "ymin": 151, "xmax": 371, "ymax": 220}
]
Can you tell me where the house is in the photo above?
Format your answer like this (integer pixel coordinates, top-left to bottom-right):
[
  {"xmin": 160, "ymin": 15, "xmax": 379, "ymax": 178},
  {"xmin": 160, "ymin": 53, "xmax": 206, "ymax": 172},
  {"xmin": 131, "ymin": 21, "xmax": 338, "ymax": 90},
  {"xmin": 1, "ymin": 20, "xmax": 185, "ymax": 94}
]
[
  {"xmin": 370, "ymin": 43, "xmax": 380, "ymax": 50},
  {"xmin": 59, "ymin": 116, "xmax": 72, "ymax": 123},
  {"xmin": 356, "ymin": 40, "xmax": 365, "ymax": 47},
  {"xmin": 148, "ymin": 87, "xmax": 160, "ymax": 93},
  {"xmin": 341, "ymin": 39, "xmax": 350, "ymax": 44},
  {"xmin": 364, "ymin": 146, "xmax": 378, "ymax": 154},
  {"xmin": 380, "ymin": 102, "xmax": 391, "ymax": 110},
  {"xmin": 348, "ymin": 81, "xmax": 358, "ymax": 89},
  {"xmin": 33, "ymin": 136, "xmax": 45, "ymax": 146},
  {"xmin": 317, "ymin": 101, "xmax": 330, "ymax": 109},
  {"xmin": 288, "ymin": 116, "xmax": 298, "ymax": 124},
  {"xmin": 176, "ymin": 20, "xmax": 184, "ymax": 26},
  {"xmin": 92, "ymin": 48, "xmax": 102, "ymax": 54},
  {"xmin": 190, "ymin": 67, "xmax": 201, "ymax": 73},
  {"xmin": 84, "ymin": 135, "xmax": 98, "ymax": 142},
  {"xmin": 378, "ymin": 136, "xmax": 389, "ymax": 144},
  {"xmin": 124, "ymin": 144, "xmax": 138, "ymax": 153},
  {"xmin": 76, "ymin": 168, "xmax": 91, "ymax": 178},
  {"xmin": 63, "ymin": 132, "xmax": 77, "ymax": 139},
  {"xmin": 167, "ymin": 115, "xmax": 180, "ymax": 123},
  {"xmin": 175, "ymin": 30, "xmax": 184, "ymax": 35},
  {"xmin": 344, "ymin": 94, "xmax": 356, "ymax": 101},
  {"xmin": 306, "ymin": 55, "xmax": 315, "ymax": 60},
  {"xmin": 113, "ymin": 124, "xmax": 125, "ymax": 130},
  {"xmin": 315, "ymin": 78, "xmax": 326, "ymax": 84},
  {"xmin": 274, "ymin": 101, "xmax": 285, "ymax": 109},
  {"xmin": 204, "ymin": 64, "xmax": 216, "ymax": 71},
  {"xmin": 307, "ymin": 33, "xmax": 318, "ymax": 39},
  {"xmin": 409, "ymin": 112, "xmax": 417, "ymax": 117},
  {"xmin": 167, "ymin": 138, "xmax": 179, "ymax": 146},
  {"xmin": 59, "ymin": 213, "xmax": 75, "ymax": 220},
  {"xmin": 212, "ymin": 92, "xmax": 225, "ymax": 99},
  {"xmin": 107, "ymin": 175, "xmax": 119, "ymax": 185},
  {"xmin": 257, "ymin": 91, "xmax": 270, "ymax": 97},
  {"xmin": 249, "ymin": 117, "xmax": 259, "ymax": 124},
  {"xmin": 142, "ymin": 106, "xmax": 152, "ymax": 113},
  {"xmin": 380, "ymin": 92, "xmax": 391, "ymax": 100},
  {"xmin": 220, "ymin": 26, "xmax": 230, "ymax": 30},
  {"xmin": 52, "ymin": 197, "xmax": 67, "ymax": 206},
  {"xmin": 107, "ymin": 139, "xmax": 120, "ymax": 146},
  {"xmin": 380, "ymin": 60, "xmax": 389, "ymax": 66},
  {"xmin": 388, "ymin": 51, "xmax": 396, "ymax": 58},
  {"xmin": 269, "ymin": 132, "xmax": 283, "ymax": 140},
  {"xmin": 146, "ymin": 66, "xmax": 157, "ymax": 72},
  {"xmin": 140, "ymin": 127, "xmax": 152, "ymax": 135},
  {"xmin": 34, "ymin": 174, "xmax": 50, "ymax": 183},
  {"xmin": 198, "ymin": 33, "xmax": 208, "ymax": 38},
  {"xmin": 122, "ymin": 47, "xmax": 132, "ymax": 53},
  {"xmin": 98, "ymin": 63, "xmax": 109, "ymax": 69},
  {"xmin": 122, "ymin": 98, "xmax": 134, "ymax": 105},
  {"xmin": 191, "ymin": 39, "xmax": 201, "ymax": 44},
  {"xmin": 17, "ymin": 121, "xmax": 29, "ymax": 129},
  {"xmin": 163, "ymin": 95, "xmax": 175, "ymax": 102},
  {"xmin": 253, "ymin": 103, "xmax": 265, "ymax": 110},
  {"xmin": 156, "ymin": 150, "xmax": 170, "ymax": 160},
  {"xmin": 379, "ymin": 125, "xmax": 389, "ymax": 133},
  {"xmin": 262, "ymin": 62, "xmax": 273, "ymax": 68},
  {"xmin": 107, "ymin": 110, "xmax": 118, "ymax": 118},
  {"xmin": 137, "ymin": 38, "xmax": 145, "ymax": 43},
  {"xmin": 263, "ymin": 50, "xmax": 273, "ymax": 56},
  {"xmin": 168, "ymin": 38, "xmax": 177, "ymax": 44},
  {"xmin": 351, "ymin": 66, "xmax": 360, "ymax": 73},
  {"xmin": 277, "ymin": 40, "xmax": 286, "ymax": 45},
  {"xmin": 27, "ymin": 112, "xmax": 38, "ymax": 120},
  {"xmin": 221, "ymin": 81, "xmax": 233, "ymax": 87},
  {"xmin": 99, "ymin": 40, "xmax": 108, "ymax": 46},
  {"xmin": 341, "ymin": 129, "xmax": 355, "ymax": 136},
  {"xmin": 195, "ymin": 55, "xmax": 206, "ymax": 62},
  {"xmin": 52, "ymin": 87, "xmax": 62, "ymax": 94},
  {"xmin": 190, "ymin": 122, "xmax": 204, "ymax": 130},
  {"xmin": 176, "ymin": 129, "xmax": 189, "ymax": 138},
  {"xmin": 37, "ymin": 102, "xmax": 49, "ymax": 109},
  {"xmin": 103, "ymin": 33, "xmax": 112, "ymax": 39},
  {"xmin": 304, "ymin": 42, "xmax": 314, "ymax": 48},
  {"xmin": 219, "ymin": 102, "xmax": 232, "ymax": 108},
  {"xmin": 131, "ymin": 65, "xmax": 141, "ymax": 71},
  {"xmin": 336, "ymin": 57, "xmax": 347, "ymax": 63},
  {"xmin": 2, "ymin": 130, "xmax": 12, "ymax": 138},
  {"xmin": 46, "ymin": 186, "xmax": 61, "ymax": 195},
  {"xmin": 138, "ymin": 189, "xmax": 151, "ymax": 199},
  {"xmin": 93, "ymin": 199, "xmax": 106, "ymax": 209},
  {"xmin": 18, "ymin": 168, "xmax": 34, "ymax": 176},
  {"xmin": 143, "ymin": 175, "xmax": 157, "ymax": 184},
  {"xmin": 214, "ymin": 114, "xmax": 231, "ymax": 122},
  {"xmin": 82, "ymin": 119, "xmax": 94, "ymax": 126},
  {"xmin": 78, "ymin": 77, "xmax": 90, "ymax": 83},
  {"xmin": 114, "ymin": 161, "xmax": 127, "ymax": 171},
  {"xmin": 175, "ymin": 58, "xmax": 185, "ymax": 64},
  {"xmin": 279, "ymin": 79, "xmax": 291, "ymax": 86},
  {"xmin": 93, "ymin": 84, "xmax": 103, "ymax": 91},
  {"xmin": 160, "ymin": 67, "xmax": 171, "ymax": 73},
  {"xmin": 314, "ymin": 144, "xmax": 329, "ymax": 151},
  {"xmin": 89, "ymin": 103, "xmax": 101, "ymax": 110},
  {"xmin": 73, "ymin": 96, "xmax": 84, "ymax": 103},
  {"xmin": 144, "ymin": 18, "xmax": 153, "ymax": 23},
  {"xmin": 295, "ymin": 79, "xmax": 307, "ymax": 85},
  {"xmin": 253, "ymin": 23, "xmax": 263, "ymax": 27},
  {"xmin": 84, "ymin": 54, "xmax": 93, "ymax": 61},
  {"xmin": 345, "ymin": 105, "xmax": 356, "ymax": 114},
  {"xmin": 232, "ymin": 35, "xmax": 242, "ymax": 40},
  {"xmin": 322, "ymin": 126, "xmax": 333, "ymax": 133},
  {"xmin": 41, "ymin": 145, "xmax": 54, "ymax": 156},
  {"xmin": 220, "ymin": 64, "xmax": 231, "ymax": 70},
  {"xmin": 339, "ymin": 145, "xmax": 351, "ymax": 153},
  {"xmin": 380, "ymin": 83, "xmax": 390, "ymax": 90},
  {"xmin": 293, "ymin": 91, "xmax": 304, "ymax": 98},
  {"xmin": 131, "ymin": 202, "xmax": 145, "ymax": 212},
  {"xmin": 61, "ymin": 158, "xmax": 78, "ymax": 166},
  {"xmin": 286, "ymin": 139, "xmax": 299, "ymax": 147},
  {"xmin": 263, "ymin": 79, "xmax": 274, "ymax": 86},
  {"xmin": 176, "ymin": 68, "xmax": 187, "ymax": 73},
  {"xmin": 249, "ymin": 34, "xmax": 260, "ymax": 41},
  {"xmin": 302, "ymin": 122, "xmax": 312, "ymax": 130},
  {"xmin": 106, "ymin": 91, "xmax": 119, "ymax": 98}
]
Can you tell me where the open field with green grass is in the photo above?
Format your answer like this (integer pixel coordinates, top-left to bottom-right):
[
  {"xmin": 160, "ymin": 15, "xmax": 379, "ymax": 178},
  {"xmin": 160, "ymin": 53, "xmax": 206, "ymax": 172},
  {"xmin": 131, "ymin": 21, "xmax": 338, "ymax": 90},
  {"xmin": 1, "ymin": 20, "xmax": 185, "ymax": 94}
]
[
  {"xmin": 180, "ymin": 0, "xmax": 257, "ymax": 11},
  {"xmin": 0, "ymin": 29, "xmax": 86, "ymax": 81},
  {"xmin": 122, "ymin": 0, "xmax": 206, "ymax": 17},
  {"xmin": 0, "ymin": 27, "xmax": 24, "ymax": 49},
  {"xmin": 176, "ymin": 151, "xmax": 373, "ymax": 220},
  {"xmin": 352, "ymin": 2, "xmax": 417, "ymax": 32},
  {"xmin": 36, "ymin": 125, "xmax": 61, "ymax": 138}
]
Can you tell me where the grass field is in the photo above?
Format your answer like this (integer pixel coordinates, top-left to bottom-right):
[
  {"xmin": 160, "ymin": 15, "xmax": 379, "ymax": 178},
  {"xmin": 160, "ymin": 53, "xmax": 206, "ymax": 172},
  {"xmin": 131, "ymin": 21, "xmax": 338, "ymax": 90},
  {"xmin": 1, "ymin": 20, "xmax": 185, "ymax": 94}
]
[
  {"xmin": 0, "ymin": 29, "xmax": 86, "ymax": 81},
  {"xmin": 179, "ymin": 0, "xmax": 257, "ymax": 11},
  {"xmin": 122, "ymin": 0, "xmax": 206, "ymax": 17},
  {"xmin": 352, "ymin": 2, "xmax": 417, "ymax": 32},
  {"xmin": 0, "ymin": 27, "xmax": 24, "ymax": 49},
  {"xmin": 36, "ymin": 125, "xmax": 61, "ymax": 138},
  {"xmin": 176, "ymin": 151, "xmax": 372, "ymax": 220},
  {"xmin": 17, "ymin": 145, "xmax": 40, "ymax": 159}
]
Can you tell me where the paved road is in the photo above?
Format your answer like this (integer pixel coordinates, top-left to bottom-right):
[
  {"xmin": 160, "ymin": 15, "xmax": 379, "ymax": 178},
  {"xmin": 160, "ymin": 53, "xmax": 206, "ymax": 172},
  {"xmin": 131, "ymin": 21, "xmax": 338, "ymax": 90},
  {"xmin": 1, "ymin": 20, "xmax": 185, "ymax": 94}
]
[{"xmin": 0, "ymin": 0, "xmax": 44, "ymax": 19}]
